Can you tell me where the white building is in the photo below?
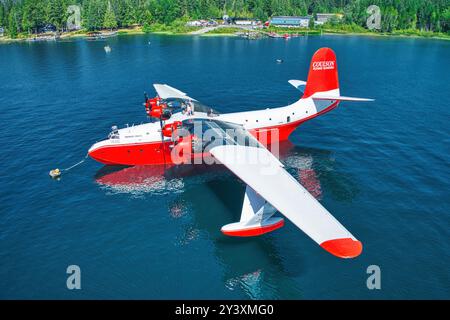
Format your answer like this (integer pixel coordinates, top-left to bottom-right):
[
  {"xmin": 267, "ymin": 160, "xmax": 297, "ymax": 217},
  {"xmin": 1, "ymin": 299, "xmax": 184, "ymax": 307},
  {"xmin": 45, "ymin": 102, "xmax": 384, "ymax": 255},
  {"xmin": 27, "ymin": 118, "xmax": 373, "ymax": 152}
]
[
  {"xmin": 186, "ymin": 20, "xmax": 204, "ymax": 27},
  {"xmin": 234, "ymin": 19, "xmax": 260, "ymax": 26},
  {"xmin": 0, "ymin": 27, "xmax": 4, "ymax": 37},
  {"xmin": 187, "ymin": 20, "xmax": 218, "ymax": 27},
  {"xmin": 315, "ymin": 13, "xmax": 343, "ymax": 25}
]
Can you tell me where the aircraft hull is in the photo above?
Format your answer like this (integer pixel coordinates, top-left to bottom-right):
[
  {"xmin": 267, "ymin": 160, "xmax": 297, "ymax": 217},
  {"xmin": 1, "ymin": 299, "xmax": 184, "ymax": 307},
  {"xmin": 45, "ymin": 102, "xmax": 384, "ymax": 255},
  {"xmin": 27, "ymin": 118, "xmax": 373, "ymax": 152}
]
[
  {"xmin": 89, "ymin": 122, "xmax": 301, "ymax": 166},
  {"xmin": 89, "ymin": 100, "xmax": 340, "ymax": 166}
]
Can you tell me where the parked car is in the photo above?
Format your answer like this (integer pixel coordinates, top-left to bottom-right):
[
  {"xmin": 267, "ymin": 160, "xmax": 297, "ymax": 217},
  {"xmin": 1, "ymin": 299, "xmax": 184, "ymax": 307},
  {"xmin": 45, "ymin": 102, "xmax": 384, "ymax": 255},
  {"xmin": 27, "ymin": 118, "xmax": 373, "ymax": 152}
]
[{"xmin": 39, "ymin": 24, "xmax": 57, "ymax": 33}]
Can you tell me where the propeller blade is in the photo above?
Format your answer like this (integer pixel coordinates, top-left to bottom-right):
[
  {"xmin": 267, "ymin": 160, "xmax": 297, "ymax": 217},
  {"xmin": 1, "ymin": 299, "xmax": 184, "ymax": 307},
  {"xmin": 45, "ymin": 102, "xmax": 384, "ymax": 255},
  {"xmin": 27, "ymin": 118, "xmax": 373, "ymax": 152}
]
[{"xmin": 159, "ymin": 117, "xmax": 167, "ymax": 168}]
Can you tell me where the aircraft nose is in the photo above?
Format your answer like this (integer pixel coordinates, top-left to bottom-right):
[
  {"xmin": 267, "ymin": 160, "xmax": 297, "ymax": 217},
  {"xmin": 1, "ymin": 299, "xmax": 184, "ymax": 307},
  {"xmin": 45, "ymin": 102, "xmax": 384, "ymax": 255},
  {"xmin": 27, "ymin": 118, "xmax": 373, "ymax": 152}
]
[{"xmin": 88, "ymin": 141, "xmax": 105, "ymax": 162}]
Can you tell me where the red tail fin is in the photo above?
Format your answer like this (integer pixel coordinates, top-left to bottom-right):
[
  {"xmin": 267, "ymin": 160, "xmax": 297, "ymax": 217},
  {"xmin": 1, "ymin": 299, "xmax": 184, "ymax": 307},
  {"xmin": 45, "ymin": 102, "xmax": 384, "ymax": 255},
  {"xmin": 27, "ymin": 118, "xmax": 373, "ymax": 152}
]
[{"xmin": 302, "ymin": 48, "xmax": 339, "ymax": 99}]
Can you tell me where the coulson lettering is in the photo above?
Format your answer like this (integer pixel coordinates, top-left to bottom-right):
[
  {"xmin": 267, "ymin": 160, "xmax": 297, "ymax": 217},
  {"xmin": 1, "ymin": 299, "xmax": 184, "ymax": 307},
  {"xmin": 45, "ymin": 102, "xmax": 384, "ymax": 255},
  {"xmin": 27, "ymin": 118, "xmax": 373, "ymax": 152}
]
[{"xmin": 312, "ymin": 61, "xmax": 335, "ymax": 70}]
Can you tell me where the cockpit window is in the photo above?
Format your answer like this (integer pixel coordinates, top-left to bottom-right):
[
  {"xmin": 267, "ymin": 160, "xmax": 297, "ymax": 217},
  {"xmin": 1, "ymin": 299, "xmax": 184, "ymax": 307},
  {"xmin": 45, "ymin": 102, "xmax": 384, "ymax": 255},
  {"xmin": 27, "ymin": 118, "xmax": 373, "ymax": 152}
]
[
  {"xmin": 179, "ymin": 119, "xmax": 262, "ymax": 151},
  {"xmin": 165, "ymin": 98, "xmax": 220, "ymax": 116},
  {"xmin": 192, "ymin": 101, "xmax": 220, "ymax": 116}
]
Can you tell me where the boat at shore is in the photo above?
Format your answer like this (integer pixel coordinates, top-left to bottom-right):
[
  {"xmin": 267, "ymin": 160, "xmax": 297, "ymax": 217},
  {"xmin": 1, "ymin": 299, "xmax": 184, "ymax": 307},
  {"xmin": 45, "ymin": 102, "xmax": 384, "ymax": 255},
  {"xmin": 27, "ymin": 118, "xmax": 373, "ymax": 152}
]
[
  {"xmin": 26, "ymin": 32, "xmax": 60, "ymax": 42},
  {"xmin": 236, "ymin": 31, "xmax": 264, "ymax": 40},
  {"xmin": 86, "ymin": 31, "xmax": 118, "ymax": 41}
]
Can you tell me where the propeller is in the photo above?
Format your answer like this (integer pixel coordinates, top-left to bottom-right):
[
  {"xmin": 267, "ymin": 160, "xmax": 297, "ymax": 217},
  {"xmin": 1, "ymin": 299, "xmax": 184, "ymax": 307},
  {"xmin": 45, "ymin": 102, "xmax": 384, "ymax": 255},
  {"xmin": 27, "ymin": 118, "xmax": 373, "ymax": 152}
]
[
  {"xmin": 159, "ymin": 116, "xmax": 166, "ymax": 167},
  {"xmin": 145, "ymin": 92, "xmax": 174, "ymax": 169},
  {"xmin": 158, "ymin": 106, "xmax": 172, "ymax": 169}
]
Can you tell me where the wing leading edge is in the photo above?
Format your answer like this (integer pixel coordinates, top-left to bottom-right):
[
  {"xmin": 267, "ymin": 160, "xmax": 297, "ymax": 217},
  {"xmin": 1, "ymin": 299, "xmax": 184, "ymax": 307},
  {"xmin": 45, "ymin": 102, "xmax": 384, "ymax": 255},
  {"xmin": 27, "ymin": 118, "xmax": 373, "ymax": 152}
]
[
  {"xmin": 210, "ymin": 144, "xmax": 362, "ymax": 259},
  {"xmin": 153, "ymin": 84, "xmax": 197, "ymax": 101}
]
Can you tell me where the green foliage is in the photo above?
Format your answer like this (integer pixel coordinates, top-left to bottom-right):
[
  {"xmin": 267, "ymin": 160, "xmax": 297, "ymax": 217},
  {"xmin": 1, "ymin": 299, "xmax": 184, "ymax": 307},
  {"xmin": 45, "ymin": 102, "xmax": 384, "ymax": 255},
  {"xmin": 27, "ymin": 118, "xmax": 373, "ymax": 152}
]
[
  {"xmin": 0, "ymin": 0, "xmax": 449, "ymax": 37},
  {"xmin": 207, "ymin": 27, "xmax": 242, "ymax": 34},
  {"xmin": 103, "ymin": 1, "xmax": 117, "ymax": 30},
  {"xmin": 142, "ymin": 18, "xmax": 198, "ymax": 34},
  {"xmin": 8, "ymin": 7, "xmax": 18, "ymax": 38},
  {"xmin": 47, "ymin": 0, "xmax": 67, "ymax": 31},
  {"xmin": 0, "ymin": 2, "xmax": 5, "ymax": 27},
  {"xmin": 308, "ymin": 16, "xmax": 315, "ymax": 29},
  {"xmin": 323, "ymin": 22, "xmax": 368, "ymax": 33},
  {"xmin": 86, "ymin": 0, "xmax": 107, "ymax": 31},
  {"xmin": 22, "ymin": 0, "xmax": 46, "ymax": 34}
]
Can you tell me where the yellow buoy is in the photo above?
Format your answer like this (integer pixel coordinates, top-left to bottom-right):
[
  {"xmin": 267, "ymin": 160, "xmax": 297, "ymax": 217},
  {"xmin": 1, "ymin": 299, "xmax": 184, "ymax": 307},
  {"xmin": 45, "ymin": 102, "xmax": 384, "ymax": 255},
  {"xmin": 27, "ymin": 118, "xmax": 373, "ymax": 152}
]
[{"xmin": 49, "ymin": 168, "xmax": 61, "ymax": 178}]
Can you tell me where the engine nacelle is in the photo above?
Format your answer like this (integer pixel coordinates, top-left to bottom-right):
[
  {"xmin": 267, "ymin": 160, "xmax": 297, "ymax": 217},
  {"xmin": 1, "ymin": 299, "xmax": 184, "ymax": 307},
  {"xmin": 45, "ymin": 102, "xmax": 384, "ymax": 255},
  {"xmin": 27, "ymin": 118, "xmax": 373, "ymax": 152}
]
[
  {"xmin": 149, "ymin": 103, "xmax": 171, "ymax": 120},
  {"xmin": 150, "ymin": 106, "xmax": 162, "ymax": 118},
  {"xmin": 162, "ymin": 121, "xmax": 182, "ymax": 138}
]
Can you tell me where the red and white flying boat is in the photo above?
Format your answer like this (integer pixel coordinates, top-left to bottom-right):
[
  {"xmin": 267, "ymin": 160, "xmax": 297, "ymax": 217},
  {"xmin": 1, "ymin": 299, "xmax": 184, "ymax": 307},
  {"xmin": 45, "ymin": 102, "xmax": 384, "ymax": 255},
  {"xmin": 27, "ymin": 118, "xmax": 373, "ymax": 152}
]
[{"xmin": 88, "ymin": 48, "xmax": 373, "ymax": 258}]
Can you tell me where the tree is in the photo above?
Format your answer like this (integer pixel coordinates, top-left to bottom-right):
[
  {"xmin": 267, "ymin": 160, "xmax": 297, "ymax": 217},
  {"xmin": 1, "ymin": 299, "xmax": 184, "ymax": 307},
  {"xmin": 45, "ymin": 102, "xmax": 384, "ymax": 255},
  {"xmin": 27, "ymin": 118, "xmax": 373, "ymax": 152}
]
[
  {"xmin": 22, "ymin": 0, "xmax": 46, "ymax": 34},
  {"xmin": 253, "ymin": 6, "xmax": 267, "ymax": 22},
  {"xmin": 0, "ymin": 2, "xmax": 5, "ymax": 27},
  {"xmin": 83, "ymin": 0, "xmax": 105, "ymax": 31},
  {"xmin": 47, "ymin": 0, "xmax": 67, "ymax": 32},
  {"xmin": 308, "ymin": 16, "xmax": 315, "ymax": 29},
  {"xmin": 0, "ymin": 0, "xmax": 449, "ymax": 36},
  {"xmin": 117, "ymin": 0, "xmax": 136, "ymax": 27},
  {"xmin": 442, "ymin": 7, "xmax": 450, "ymax": 33},
  {"xmin": 382, "ymin": 6, "xmax": 398, "ymax": 32},
  {"xmin": 103, "ymin": 1, "xmax": 117, "ymax": 30},
  {"xmin": 8, "ymin": 7, "xmax": 18, "ymax": 38}
]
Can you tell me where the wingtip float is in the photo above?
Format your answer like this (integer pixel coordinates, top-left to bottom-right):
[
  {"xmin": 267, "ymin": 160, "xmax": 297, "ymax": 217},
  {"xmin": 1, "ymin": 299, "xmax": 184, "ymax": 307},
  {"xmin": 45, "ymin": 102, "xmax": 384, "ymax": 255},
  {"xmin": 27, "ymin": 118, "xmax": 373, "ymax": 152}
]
[
  {"xmin": 320, "ymin": 238, "xmax": 363, "ymax": 259},
  {"xmin": 87, "ymin": 47, "xmax": 372, "ymax": 259}
]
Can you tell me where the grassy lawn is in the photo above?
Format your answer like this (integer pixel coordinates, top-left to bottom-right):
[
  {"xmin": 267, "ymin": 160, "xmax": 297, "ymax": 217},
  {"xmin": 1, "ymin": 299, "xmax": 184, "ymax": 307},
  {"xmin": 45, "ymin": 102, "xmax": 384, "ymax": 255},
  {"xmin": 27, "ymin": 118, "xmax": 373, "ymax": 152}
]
[{"xmin": 206, "ymin": 27, "xmax": 242, "ymax": 34}]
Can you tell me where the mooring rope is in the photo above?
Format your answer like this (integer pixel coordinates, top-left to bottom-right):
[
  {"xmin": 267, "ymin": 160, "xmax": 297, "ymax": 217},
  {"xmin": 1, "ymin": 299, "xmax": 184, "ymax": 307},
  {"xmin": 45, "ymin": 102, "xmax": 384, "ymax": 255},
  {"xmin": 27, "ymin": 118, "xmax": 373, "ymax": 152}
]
[
  {"xmin": 61, "ymin": 154, "xmax": 89, "ymax": 172},
  {"xmin": 50, "ymin": 153, "xmax": 90, "ymax": 178}
]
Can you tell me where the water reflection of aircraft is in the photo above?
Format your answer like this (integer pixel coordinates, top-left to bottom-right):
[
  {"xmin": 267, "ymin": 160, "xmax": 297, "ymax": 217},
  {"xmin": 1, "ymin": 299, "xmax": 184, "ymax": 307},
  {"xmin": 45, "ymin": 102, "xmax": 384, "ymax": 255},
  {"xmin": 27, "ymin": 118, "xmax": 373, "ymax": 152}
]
[
  {"xmin": 90, "ymin": 48, "xmax": 373, "ymax": 258},
  {"xmin": 95, "ymin": 141, "xmax": 326, "ymax": 198},
  {"xmin": 94, "ymin": 142, "xmax": 352, "ymax": 298}
]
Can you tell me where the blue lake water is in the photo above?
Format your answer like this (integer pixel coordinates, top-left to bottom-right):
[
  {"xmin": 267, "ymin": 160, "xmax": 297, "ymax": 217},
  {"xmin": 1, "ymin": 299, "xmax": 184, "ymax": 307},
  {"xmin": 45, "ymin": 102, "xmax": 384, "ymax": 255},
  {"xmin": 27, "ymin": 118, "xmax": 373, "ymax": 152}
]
[{"xmin": 0, "ymin": 34, "xmax": 449, "ymax": 299}]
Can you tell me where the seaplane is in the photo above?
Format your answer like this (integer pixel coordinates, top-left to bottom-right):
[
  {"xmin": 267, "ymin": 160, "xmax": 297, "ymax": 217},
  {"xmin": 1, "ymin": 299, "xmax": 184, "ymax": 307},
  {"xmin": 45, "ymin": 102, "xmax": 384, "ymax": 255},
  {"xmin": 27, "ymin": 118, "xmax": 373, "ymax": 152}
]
[{"xmin": 88, "ymin": 48, "xmax": 373, "ymax": 259}]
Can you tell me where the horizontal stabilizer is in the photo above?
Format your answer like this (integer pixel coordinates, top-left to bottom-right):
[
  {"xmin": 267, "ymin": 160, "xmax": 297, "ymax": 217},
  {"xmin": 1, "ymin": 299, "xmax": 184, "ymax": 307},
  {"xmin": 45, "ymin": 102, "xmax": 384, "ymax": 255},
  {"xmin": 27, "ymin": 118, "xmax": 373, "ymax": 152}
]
[
  {"xmin": 288, "ymin": 80, "xmax": 307, "ymax": 93},
  {"xmin": 311, "ymin": 93, "xmax": 374, "ymax": 102}
]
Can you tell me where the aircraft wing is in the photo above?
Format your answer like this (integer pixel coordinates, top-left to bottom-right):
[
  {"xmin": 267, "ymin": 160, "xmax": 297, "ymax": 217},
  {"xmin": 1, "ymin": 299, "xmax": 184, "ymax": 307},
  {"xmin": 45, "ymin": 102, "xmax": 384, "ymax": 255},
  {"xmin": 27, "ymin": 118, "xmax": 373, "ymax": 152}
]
[
  {"xmin": 153, "ymin": 84, "xmax": 197, "ymax": 101},
  {"xmin": 209, "ymin": 141, "xmax": 363, "ymax": 259}
]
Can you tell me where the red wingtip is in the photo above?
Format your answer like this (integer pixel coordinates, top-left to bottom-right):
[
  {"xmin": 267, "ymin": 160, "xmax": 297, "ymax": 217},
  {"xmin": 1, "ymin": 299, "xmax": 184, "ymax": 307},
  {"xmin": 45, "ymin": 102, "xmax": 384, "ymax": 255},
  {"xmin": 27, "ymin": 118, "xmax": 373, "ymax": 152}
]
[{"xmin": 320, "ymin": 238, "xmax": 363, "ymax": 259}]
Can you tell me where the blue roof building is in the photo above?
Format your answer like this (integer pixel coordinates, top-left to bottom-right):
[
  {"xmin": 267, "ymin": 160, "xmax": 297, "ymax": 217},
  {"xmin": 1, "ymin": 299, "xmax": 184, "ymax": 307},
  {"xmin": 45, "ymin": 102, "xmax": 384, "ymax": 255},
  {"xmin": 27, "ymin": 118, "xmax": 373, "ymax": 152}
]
[{"xmin": 270, "ymin": 16, "xmax": 311, "ymax": 28}]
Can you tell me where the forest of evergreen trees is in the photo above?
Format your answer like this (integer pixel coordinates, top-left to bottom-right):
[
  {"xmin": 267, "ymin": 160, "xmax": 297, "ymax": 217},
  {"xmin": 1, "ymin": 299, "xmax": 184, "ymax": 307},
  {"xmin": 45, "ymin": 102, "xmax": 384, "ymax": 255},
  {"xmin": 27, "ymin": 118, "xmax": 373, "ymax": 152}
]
[{"xmin": 0, "ymin": 0, "xmax": 449, "ymax": 38}]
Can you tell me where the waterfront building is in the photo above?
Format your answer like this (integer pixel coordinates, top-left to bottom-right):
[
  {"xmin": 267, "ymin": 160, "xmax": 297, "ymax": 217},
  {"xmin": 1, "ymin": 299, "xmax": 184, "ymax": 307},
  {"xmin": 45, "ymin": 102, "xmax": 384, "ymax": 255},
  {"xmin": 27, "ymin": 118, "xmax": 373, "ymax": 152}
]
[{"xmin": 269, "ymin": 16, "xmax": 311, "ymax": 28}]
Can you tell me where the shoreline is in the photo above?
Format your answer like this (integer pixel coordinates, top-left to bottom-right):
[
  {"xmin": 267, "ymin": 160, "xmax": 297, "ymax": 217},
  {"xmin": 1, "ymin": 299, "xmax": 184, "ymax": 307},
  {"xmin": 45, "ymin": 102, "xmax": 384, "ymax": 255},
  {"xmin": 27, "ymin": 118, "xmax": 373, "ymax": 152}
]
[
  {"xmin": 322, "ymin": 30, "xmax": 450, "ymax": 41},
  {"xmin": 1, "ymin": 26, "xmax": 448, "ymax": 43}
]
